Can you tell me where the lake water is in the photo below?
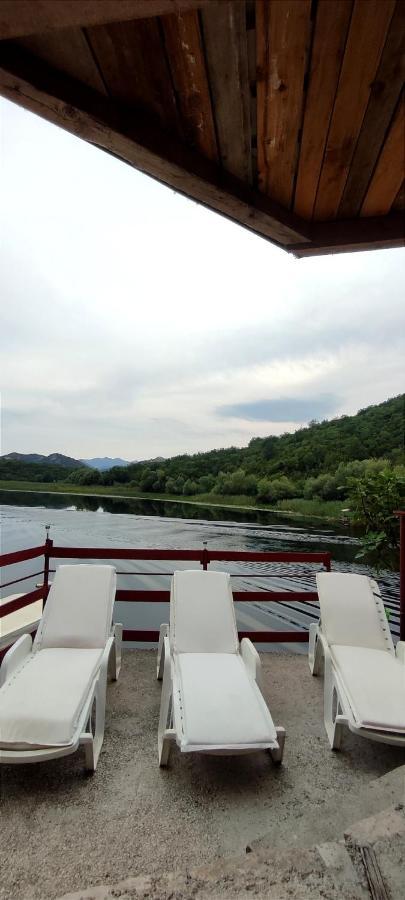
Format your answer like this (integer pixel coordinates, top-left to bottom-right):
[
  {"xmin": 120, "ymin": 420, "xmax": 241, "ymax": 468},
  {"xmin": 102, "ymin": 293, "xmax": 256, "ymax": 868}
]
[{"xmin": 0, "ymin": 490, "xmax": 400, "ymax": 649}]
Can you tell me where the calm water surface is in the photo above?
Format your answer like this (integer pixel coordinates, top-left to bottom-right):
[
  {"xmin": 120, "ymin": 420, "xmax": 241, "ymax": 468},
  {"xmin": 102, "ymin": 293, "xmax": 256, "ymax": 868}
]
[{"xmin": 1, "ymin": 491, "xmax": 400, "ymax": 648}]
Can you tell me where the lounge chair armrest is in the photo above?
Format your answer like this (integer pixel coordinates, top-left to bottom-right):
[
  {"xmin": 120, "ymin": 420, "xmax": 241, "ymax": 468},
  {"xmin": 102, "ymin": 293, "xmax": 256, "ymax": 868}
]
[
  {"xmin": 395, "ymin": 641, "xmax": 405, "ymax": 663},
  {"xmin": 0, "ymin": 633, "xmax": 32, "ymax": 687},
  {"xmin": 241, "ymin": 638, "xmax": 263, "ymax": 690},
  {"xmin": 157, "ymin": 624, "xmax": 169, "ymax": 680}
]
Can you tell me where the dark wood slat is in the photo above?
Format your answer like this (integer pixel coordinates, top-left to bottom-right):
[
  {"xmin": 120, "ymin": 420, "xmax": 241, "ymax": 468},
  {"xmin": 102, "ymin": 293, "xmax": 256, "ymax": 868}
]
[
  {"xmin": 162, "ymin": 10, "xmax": 217, "ymax": 161},
  {"xmin": 291, "ymin": 212, "xmax": 405, "ymax": 256},
  {"xmin": 294, "ymin": 0, "xmax": 353, "ymax": 219},
  {"xmin": 201, "ymin": 0, "xmax": 252, "ymax": 182},
  {"xmin": 0, "ymin": 44, "xmax": 310, "ymax": 246},
  {"xmin": 0, "ymin": 1, "xmax": 212, "ymax": 40},
  {"xmin": 392, "ymin": 180, "xmax": 405, "ymax": 210},
  {"xmin": 314, "ymin": 0, "xmax": 395, "ymax": 221},
  {"xmin": 86, "ymin": 19, "xmax": 179, "ymax": 130},
  {"xmin": 256, "ymin": 0, "xmax": 312, "ymax": 207},
  {"xmin": 17, "ymin": 28, "xmax": 108, "ymax": 94},
  {"xmin": 339, "ymin": 1, "xmax": 405, "ymax": 218},
  {"xmin": 361, "ymin": 94, "xmax": 405, "ymax": 216}
]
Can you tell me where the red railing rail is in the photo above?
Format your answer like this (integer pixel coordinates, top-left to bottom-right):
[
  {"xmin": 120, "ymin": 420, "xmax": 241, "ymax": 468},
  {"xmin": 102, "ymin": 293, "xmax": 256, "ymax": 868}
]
[
  {"xmin": 2, "ymin": 509, "xmax": 404, "ymax": 649},
  {"xmin": 0, "ymin": 540, "xmax": 331, "ymax": 647}
]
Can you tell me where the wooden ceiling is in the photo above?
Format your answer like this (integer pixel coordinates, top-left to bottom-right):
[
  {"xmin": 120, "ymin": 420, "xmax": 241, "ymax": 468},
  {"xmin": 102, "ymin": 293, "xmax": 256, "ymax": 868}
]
[{"xmin": 0, "ymin": 0, "xmax": 404, "ymax": 256}]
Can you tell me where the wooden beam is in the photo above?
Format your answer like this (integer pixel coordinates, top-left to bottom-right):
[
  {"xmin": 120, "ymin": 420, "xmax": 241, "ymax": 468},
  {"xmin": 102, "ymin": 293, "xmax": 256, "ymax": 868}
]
[
  {"xmin": 0, "ymin": 42, "xmax": 310, "ymax": 247},
  {"xmin": 338, "ymin": 1, "xmax": 405, "ymax": 218},
  {"xmin": 0, "ymin": 1, "xmax": 212, "ymax": 40},
  {"xmin": 360, "ymin": 94, "xmax": 405, "ymax": 217},
  {"xmin": 162, "ymin": 11, "xmax": 217, "ymax": 161},
  {"xmin": 200, "ymin": 0, "xmax": 252, "ymax": 182},
  {"xmin": 293, "ymin": 0, "xmax": 353, "ymax": 219},
  {"xmin": 314, "ymin": 0, "xmax": 395, "ymax": 221},
  {"xmin": 256, "ymin": 0, "xmax": 312, "ymax": 207},
  {"xmin": 291, "ymin": 212, "xmax": 405, "ymax": 256}
]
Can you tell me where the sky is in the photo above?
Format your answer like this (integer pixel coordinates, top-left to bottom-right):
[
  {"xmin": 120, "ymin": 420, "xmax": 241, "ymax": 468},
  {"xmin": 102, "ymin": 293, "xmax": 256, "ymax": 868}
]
[{"xmin": 1, "ymin": 97, "xmax": 404, "ymax": 462}]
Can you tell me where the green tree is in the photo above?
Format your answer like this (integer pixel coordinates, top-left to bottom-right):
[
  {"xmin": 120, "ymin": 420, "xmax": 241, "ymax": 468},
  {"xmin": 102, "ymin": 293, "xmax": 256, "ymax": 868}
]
[{"xmin": 349, "ymin": 469, "xmax": 405, "ymax": 569}]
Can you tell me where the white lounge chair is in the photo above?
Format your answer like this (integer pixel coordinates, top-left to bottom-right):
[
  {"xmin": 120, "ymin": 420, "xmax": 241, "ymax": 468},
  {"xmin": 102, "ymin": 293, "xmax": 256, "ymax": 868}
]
[
  {"xmin": 0, "ymin": 565, "xmax": 122, "ymax": 771},
  {"xmin": 309, "ymin": 572, "xmax": 405, "ymax": 749},
  {"xmin": 157, "ymin": 569, "xmax": 285, "ymax": 766}
]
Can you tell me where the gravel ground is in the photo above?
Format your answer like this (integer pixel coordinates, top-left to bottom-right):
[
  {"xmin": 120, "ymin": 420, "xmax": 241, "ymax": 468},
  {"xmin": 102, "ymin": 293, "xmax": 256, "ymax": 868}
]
[{"xmin": 1, "ymin": 650, "xmax": 404, "ymax": 900}]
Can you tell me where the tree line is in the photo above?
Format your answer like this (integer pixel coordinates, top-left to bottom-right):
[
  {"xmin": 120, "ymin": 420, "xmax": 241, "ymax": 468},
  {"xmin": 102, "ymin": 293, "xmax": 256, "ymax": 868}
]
[{"xmin": 1, "ymin": 394, "xmax": 404, "ymax": 504}]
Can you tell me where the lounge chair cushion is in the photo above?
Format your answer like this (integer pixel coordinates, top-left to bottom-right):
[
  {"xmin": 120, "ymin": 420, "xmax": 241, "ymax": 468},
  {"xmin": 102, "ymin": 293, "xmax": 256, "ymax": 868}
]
[
  {"xmin": 316, "ymin": 573, "xmax": 393, "ymax": 652},
  {"xmin": 174, "ymin": 653, "xmax": 277, "ymax": 750},
  {"xmin": 0, "ymin": 648, "xmax": 102, "ymax": 749},
  {"xmin": 171, "ymin": 571, "xmax": 238, "ymax": 654},
  {"xmin": 331, "ymin": 645, "xmax": 405, "ymax": 733},
  {"xmin": 37, "ymin": 565, "xmax": 116, "ymax": 650}
]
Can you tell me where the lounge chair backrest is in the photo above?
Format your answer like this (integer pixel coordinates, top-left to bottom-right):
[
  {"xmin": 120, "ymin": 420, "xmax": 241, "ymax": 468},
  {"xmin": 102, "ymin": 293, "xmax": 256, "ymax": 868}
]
[
  {"xmin": 316, "ymin": 573, "xmax": 394, "ymax": 652},
  {"xmin": 35, "ymin": 565, "xmax": 116, "ymax": 650},
  {"xmin": 170, "ymin": 570, "xmax": 238, "ymax": 654}
]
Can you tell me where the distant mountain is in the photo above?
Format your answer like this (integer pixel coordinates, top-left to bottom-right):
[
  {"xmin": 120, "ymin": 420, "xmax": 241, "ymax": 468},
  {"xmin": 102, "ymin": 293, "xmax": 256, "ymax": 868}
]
[
  {"xmin": 82, "ymin": 457, "xmax": 131, "ymax": 471},
  {"xmin": 2, "ymin": 452, "xmax": 84, "ymax": 469}
]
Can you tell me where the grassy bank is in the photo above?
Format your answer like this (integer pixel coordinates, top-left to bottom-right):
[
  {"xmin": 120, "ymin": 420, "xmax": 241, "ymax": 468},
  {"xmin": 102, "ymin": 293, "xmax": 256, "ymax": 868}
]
[{"xmin": 0, "ymin": 480, "xmax": 347, "ymax": 521}]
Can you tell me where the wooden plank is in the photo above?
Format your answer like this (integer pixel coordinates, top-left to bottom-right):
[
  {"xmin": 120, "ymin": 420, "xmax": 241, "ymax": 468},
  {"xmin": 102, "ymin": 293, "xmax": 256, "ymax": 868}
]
[
  {"xmin": 0, "ymin": 43, "xmax": 310, "ymax": 247},
  {"xmin": 360, "ymin": 845, "xmax": 390, "ymax": 900},
  {"xmin": 200, "ymin": 0, "xmax": 252, "ymax": 181},
  {"xmin": 86, "ymin": 19, "xmax": 179, "ymax": 130},
  {"xmin": 392, "ymin": 180, "xmax": 405, "ymax": 210},
  {"xmin": 162, "ymin": 10, "xmax": 217, "ymax": 161},
  {"xmin": 256, "ymin": 0, "xmax": 312, "ymax": 207},
  {"xmin": 294, "ymin": 0, "xmax": 353, "ymax": 220},
  {"xmin": 314, "ymin": 0, "xmax": 395, "ymax": 221},
  {"xmin": 0, "ymin": 1, "xmax": 212, "ymax": 40},
  {"xmin": 339, "ymin": 1, "xmax": 405, "ymax": 218},
  {"xmin": 17, "ymin": 29, "xmax": 108, "ymax": 94},
  {"xmin": 361, "ymin": 94, "xmax": 405, "ymax": 216},
  {"xmin": 290, "ymin": 212, "xmax": 405, "ymax": 256}
]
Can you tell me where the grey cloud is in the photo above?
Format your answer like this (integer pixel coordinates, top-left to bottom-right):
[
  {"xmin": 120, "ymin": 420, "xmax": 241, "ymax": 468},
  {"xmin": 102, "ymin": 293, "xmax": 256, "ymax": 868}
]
[{"xmin": 217, "ymin": 394, "xmax": 339, "ymax": 423}]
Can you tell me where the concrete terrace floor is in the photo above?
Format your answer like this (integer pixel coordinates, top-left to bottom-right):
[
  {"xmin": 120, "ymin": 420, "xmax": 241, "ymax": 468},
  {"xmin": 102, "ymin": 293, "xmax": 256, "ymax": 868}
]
[{"xmin": 1, "ymin": 651, "xmax": 404, "ymax": 900}]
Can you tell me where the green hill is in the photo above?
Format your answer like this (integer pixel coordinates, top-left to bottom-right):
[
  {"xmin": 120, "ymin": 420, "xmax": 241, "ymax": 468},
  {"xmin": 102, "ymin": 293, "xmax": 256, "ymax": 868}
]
[{"xmin": 1, "ymin": 396, "xmax": 403, "ymax": 510}]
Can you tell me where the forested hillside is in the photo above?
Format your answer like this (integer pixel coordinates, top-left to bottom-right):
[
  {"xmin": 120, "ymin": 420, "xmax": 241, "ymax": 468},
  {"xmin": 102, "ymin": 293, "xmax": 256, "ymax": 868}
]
[
  {"xmin": 66, "ymin": 394, "xmax": 404, "ymax": 502},
  {"xmin": 1, "ymin": 395, "xmax": 403, "ymax": 505},
  {"xmin": 0, "ymin": 458, "xmax": 79, "ymax": 483}
]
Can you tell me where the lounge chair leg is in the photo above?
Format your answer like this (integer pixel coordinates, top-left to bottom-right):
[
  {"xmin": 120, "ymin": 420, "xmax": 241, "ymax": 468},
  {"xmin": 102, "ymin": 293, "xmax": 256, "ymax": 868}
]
[
  {"xmin": 83, "ymin": 733, "xmax": 96, "ymax": 772},
  {"xmin": 269, "ymin": 726, "xmax": 285, "ymax": 765},
  {"xmin": 309, "ymin": 624, "xmax": 323, "ymax": 675},
  {"xmin": 157, "ymin": 624, "xmax": 169, "ymax": 681},
  {"xmin": 83, "ymin": 658, "xmax": 108, "ymax": 772},
  {"xmin": 158, "ymin": 637, "xmax": 173, "ymax": 766},
  {"xmin": 108, "ymin": 624, "xmax": 123, "ymax": 681},
  {"xmin": 324, "ymin": 657, "xmax": 344, "ymax": 750}
]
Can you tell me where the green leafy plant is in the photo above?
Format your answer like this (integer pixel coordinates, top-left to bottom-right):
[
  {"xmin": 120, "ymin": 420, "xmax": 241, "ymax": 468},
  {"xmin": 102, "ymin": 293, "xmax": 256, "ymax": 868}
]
[{"xmin": 349, "ymin": 469, "xmax": 404, "ymax": 569}]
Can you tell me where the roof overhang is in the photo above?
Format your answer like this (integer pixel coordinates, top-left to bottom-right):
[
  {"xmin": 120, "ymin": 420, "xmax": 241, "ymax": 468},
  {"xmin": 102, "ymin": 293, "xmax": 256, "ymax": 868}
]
[{"xmin": 0, "ymin": 0, "xmax": 403, "ymax": 257}]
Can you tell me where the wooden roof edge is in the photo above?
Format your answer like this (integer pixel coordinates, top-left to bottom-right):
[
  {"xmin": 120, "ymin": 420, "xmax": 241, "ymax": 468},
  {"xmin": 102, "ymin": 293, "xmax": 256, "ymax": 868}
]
[
  {"xmin": 0, "ymin": 41, "xmax": 310, "ymax": 248},
  {"xmin": 0, "ymin": 0, "xmax": 213, "ymax": 41},
  {"xmin": 291, "ymin": 213, "xmax": 405, "ymax": 258}
]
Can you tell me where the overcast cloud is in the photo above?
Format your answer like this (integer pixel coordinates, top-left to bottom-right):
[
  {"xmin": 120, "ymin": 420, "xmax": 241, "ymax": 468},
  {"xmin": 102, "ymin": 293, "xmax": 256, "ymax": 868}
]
[{"xmin": 1, "ymin": 97, "xmax": 404, "ymax": 461}]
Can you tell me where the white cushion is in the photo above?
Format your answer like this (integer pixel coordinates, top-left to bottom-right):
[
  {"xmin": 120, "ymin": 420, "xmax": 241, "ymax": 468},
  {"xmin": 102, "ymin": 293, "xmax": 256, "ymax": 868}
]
[
  {"xmin": 316, "ymin": 573, "xmax": 393, "ymax": 651},
  {"xmin": 173, "ymin": 653, "xmax": 277, "ymax": 750},
  {"xmin": 37, "ymin": 565, "xmax": 116, "ymax": 650},
  {"xmin": 0, "ymin": 648, "xmax": 102, "ymax": 749},
  {"xmin": 331, "ymin": 645, "xmax": 405, "ymax": 733},
  {"xmin": 170, "ymin": 570, "xmax": 238, "ymax": 654}
]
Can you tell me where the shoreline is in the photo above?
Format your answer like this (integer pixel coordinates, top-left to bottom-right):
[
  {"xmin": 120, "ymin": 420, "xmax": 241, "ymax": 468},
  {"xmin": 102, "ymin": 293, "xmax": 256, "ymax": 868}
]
[{"xmin": 0, "ymin": 485, "xmax": 345, "ymax": 523}]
